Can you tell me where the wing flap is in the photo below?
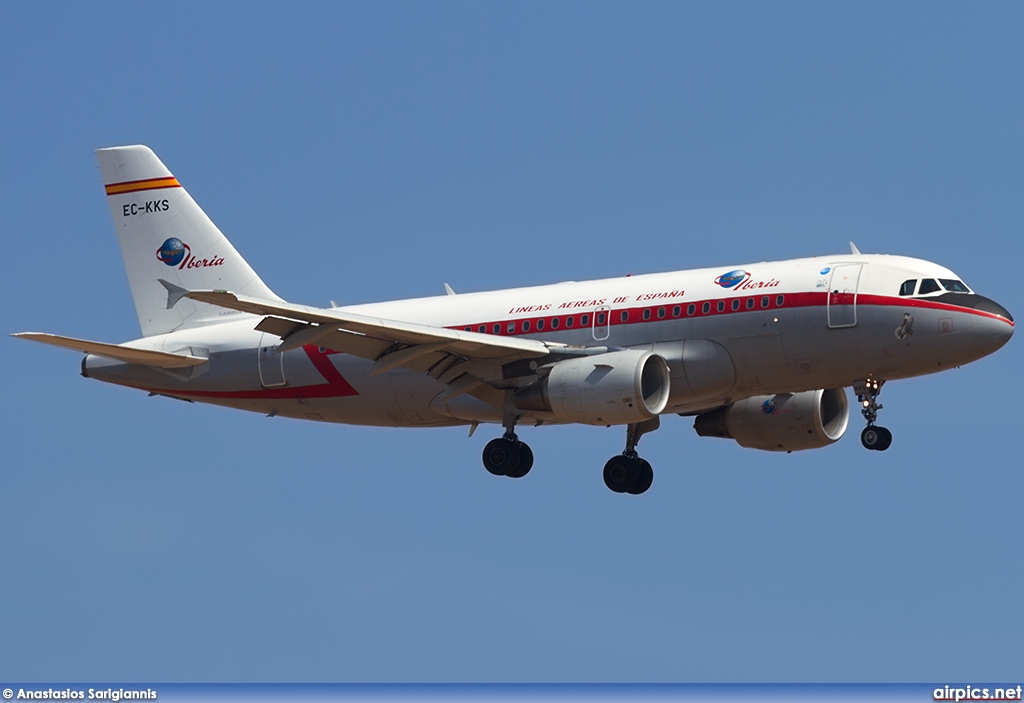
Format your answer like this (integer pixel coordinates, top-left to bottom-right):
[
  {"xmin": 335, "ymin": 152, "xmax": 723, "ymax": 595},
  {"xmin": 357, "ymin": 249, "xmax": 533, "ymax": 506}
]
[
  {"xmin": 254, "ymin": 317, "xmax": 396, "ymax": 361},
  {"xmin": 13, "ymin": 332, "xmax": 208, "ymax": 368}
]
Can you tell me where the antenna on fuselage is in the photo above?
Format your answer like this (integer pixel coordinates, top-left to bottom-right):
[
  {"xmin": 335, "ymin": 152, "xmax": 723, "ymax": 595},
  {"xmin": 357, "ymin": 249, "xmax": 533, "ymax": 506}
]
[{"xmin": 849, "ymin": 242, "xmax": 862, "ymax": 255}]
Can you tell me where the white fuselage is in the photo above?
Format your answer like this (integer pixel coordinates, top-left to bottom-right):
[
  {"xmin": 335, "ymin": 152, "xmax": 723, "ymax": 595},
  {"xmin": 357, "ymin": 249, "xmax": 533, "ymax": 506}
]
[{"xmin": 83, "ymin": 253, "xmax": 1014, "ymax": 429}]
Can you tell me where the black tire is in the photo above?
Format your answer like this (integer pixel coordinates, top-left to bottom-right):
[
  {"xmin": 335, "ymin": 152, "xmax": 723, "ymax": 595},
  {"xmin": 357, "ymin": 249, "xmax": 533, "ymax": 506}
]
[
  {"xmin": 603, "ymin": 455, "xmax": 639, "ymax": 493},
  {"xmin": 506, "ymin": 442, "xmax": 534, "ymax": 478},
  {"xmin": 875, "ymin": 426, "xmax": 893, "ymax": 451},
  {"xmin": 483, "ymin": 438, "xmax": 520, "ymax": 476},
  {"xmin": 627, "ymin": 459, "xmax": 654, "ymax": 495},
  {"xmin": 861, "ymin": 427, "xmax": 881, "ymax": 450}
]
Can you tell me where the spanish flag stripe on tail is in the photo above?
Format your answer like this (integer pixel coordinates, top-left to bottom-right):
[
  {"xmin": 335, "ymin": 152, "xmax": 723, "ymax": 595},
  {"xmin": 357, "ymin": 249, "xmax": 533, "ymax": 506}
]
[{"xmin": 105, "ymin": 177, "xmax": 181, "ymax": 196}]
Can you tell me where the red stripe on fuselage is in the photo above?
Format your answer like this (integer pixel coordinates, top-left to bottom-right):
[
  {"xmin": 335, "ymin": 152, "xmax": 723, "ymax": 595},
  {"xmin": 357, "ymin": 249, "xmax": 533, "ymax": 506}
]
[
  {"xmin": 133, "ymin": 291, "xmax": 1010, "ymax": 402},
  {"xmin": 446, "ymin": 291, "xmax": 1012, "ymax": 336},
  {"xmin": 139, "ymin": 344, "xmax": 359, "ymax": 400},
  {"xmin": 857, "ymin": 294, "xmax": 1014, "ymax": 324}
]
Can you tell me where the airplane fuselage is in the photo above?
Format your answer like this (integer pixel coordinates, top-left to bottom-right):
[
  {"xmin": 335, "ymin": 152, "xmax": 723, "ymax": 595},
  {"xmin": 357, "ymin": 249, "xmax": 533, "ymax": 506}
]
[{"xmin": 84, "ymin": 253, "xmax": 1013, "ymax": 428}]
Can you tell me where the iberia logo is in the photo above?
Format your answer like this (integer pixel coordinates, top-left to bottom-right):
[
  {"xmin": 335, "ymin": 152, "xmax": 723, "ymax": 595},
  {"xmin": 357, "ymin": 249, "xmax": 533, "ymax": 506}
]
[
  {"xmin": 714, "ymin": 269, "xmax": 781, "ymax": 292},
  {"xmin": 714, "ymin": 269, "xmax": 750, "ymax": 288},
  {"xmin": 156, "ymin": 238, "xmax": 225, "ymax": 270}
]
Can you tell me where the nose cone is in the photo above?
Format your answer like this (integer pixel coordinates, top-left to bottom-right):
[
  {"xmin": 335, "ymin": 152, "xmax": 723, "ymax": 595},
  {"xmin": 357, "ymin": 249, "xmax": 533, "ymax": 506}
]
[
  {"xmin": 973, "ymin": 296, "xmax": 1013, "ymax": 355},
  {"xmin": 972, "ymin": 295, "xmax": 1014, "ymax": 324}
]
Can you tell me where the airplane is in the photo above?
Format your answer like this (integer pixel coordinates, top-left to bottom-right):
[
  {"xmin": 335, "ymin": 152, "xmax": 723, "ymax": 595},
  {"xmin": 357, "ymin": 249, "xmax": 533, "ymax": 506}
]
[{"xmin": 14, "ymin": 146, "xmax": 1014, "ymax": 495}]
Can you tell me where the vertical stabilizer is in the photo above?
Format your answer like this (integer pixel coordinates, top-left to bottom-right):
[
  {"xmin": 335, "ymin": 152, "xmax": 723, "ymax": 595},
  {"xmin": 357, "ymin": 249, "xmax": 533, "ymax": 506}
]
[{"xmin": 97, "ymin": 145, "xmax": 280, "ymax": 337}]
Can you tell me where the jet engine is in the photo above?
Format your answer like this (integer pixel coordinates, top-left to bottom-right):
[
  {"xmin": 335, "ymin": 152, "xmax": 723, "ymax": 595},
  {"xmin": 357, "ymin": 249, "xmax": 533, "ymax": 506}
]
[
  {"xmin": 693, "ymin": 388, "xmax": 849, "ymax": 451},
  {"xmin": 514, "ymin": 349, "xmax": 670, "ymax": 426}
]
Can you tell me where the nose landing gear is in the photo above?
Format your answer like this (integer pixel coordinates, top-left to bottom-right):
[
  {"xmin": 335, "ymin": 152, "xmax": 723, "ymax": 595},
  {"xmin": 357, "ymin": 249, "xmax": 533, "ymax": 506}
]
[{"xmin": 855, "ymin": 378, "xmax": 892, "ymax": 451}]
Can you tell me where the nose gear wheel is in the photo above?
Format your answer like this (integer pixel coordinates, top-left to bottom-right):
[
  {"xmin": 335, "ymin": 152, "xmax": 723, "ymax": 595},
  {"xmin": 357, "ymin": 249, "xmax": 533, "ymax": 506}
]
[{"xmin": 854, "ymin": 378, "xmax": 892, "ymax": 451}]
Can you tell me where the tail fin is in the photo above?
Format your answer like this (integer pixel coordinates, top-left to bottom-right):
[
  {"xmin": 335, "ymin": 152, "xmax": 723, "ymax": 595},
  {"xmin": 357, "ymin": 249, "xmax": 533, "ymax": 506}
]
[{"xmin": 97, "ymin": 145, "xmax": 280, "ymax": 337}]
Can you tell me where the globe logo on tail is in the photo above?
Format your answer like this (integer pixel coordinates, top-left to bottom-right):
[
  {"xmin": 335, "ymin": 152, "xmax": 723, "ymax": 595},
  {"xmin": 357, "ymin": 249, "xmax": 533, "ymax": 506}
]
[{"xmin": 156, "ymin": 238, "xmax": 187, "ymax": 267}]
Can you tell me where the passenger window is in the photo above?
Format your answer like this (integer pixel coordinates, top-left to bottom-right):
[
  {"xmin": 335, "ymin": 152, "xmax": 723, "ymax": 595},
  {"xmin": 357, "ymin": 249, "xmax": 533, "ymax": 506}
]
[
  {"xmin": 717, "ymin": 301, "xmax": 725, "ymax": 312},
  {"xmin": 658, "ymin": 307, "xmax": 666, "ymax": 319},
  {"xmin": 493, "ymin": 323, "xmax": 501, "ymax": 335},
  {"xmin": 731, "ymin": 299, "xmax": 740, "ymax": 311},
  {"xmin": 551, "ymin": 317, "xmax": 559, "ymax": 329},
  {"xmin": 776, "ymin": 295, "xmax": 785, "ymax": 307},
  {"xmin": 522, "ymin": 320, "xmax": 531, "ymax": 332},
  {"xmin": 596, "ymin": 312, "xmax": 606, "ymax": 325},
  {"xmin": 918, "ymin": 279, "xmax": 941, "ymax": 295},
  {"xmin": 643, "ymin": 309, "xmax": 651, "ymax": 320},
  {"xmin": 536, "ymin": 319, "xmax": 544, "ymax": 331},
  {"xmin": 620, "ymin": 311, "xmax": 629, "ymax": 322},
  {"xmin": 702, "ymin": 302, "xmax": 710, "ymax": 314},
  {"xmin": 566, "ymin": 316, "xmax": 574, "ymax": 328},
  {"xmin": 478, "ymin": 325, "xmax": 486, "ymax": 333},
  {"xmin": 688, "ymin": 304, "xmax": 696, "ymax": 315},
  {"xmin": 507, "ymin": 322, "xmax": 515, "ymax": 334},
  {"xmin": 581, "ymin": 314, "xmax": 590, "ymax": 325},
  {"xmin": 899, "ymin": 279, "xmax": 917, "ymax": 296},
  {"xmin": 673, "ymin": 305, "xmax": 681, "ymax": 317},
  {"xmin": 746, "ymin": 298, "xmax": 754, "ymax": 309},
  {"xmin": 761, "ymin": 296, "xmax": 769, "ymax": 308}
]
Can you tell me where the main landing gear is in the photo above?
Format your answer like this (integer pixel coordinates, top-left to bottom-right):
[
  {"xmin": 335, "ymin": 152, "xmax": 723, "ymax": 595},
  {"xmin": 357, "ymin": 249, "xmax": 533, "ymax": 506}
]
[
  {"xmin": 482, "ymin": 432, "xmax": 534, "ymax": 478},
  {"xmin": 480, "ymin": 417, "xmax": 660, "ymax": 494},
  {"xmin": 855, "ymin": 378, "xmax": 892, "ymax": 451},
  {"xmin": 603, "ymin": 417, "xmax": 659, "ymax": 495}
]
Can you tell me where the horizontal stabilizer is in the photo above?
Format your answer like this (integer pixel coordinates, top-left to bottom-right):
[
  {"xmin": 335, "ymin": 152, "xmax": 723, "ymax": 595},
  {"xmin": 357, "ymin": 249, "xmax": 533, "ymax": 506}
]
[{"xmin": 12, "ymin": 332, "xmax": 208, "ymax": 368}]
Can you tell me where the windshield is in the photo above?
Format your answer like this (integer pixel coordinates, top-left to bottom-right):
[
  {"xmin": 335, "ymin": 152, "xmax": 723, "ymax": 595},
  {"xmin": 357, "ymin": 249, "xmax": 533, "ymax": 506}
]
[{"xmin": 940, "ymin": 279, "xmax": 971, "ymax": 293}]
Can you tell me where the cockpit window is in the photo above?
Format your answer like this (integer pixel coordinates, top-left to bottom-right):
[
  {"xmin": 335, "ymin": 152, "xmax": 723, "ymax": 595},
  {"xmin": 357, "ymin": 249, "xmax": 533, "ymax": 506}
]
[
  {"xmin": 940, "ymin": 279, "xmax": 971, "ymax": 293},
  {"xmin": 899, "ymin": 279, "xmax": 917, "ymax": 296},
  {"xmin": 918, "ymin": 279, "xmax": 941, "ymax": 295}
]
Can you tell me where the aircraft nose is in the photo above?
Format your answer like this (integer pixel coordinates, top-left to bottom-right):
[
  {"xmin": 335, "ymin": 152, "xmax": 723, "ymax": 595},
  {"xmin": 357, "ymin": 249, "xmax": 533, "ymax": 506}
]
[
  {"xmin": 973, "ymin": 296, "xmax": 1013, "ymax": 354},
  {"xmin": 972, "ymin": 295, "xmax": 1014, "ymax": 324}
]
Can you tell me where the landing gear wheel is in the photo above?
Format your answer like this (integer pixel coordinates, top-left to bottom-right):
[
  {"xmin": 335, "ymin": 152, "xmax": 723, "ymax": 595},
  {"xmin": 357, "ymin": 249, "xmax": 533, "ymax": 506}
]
[
  {"xmin": 855, "ymin": 378, "xmax": 892, "ymax": 453},
  {"xmin": 861, "ymin": 426, "xmax": 893, "ymax": 451},
  {"xmin": 506, "ymin": 442, "xmax": 534, "ymax": 478},
  {"xmin": 627, "ymin": 459, "xmax": 654, "ymax": 495},
  {"xmin": 483, "ymin": 438, "xmax": 520, "ymax": 476},
  {"xmin": 861, "ymin": 427, "xmax": 879, "ymax": 450},
  {"xmin": 603, "ymin": 455, "xmax": 638, "ymax": 493}
]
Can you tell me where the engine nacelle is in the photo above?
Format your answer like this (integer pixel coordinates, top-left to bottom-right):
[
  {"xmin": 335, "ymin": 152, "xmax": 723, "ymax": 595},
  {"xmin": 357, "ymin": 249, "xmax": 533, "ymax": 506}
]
[
  {"xmin": 693, "ymin": 388, "xmax": 849, "ymax": 451},
  {"xmin": 514, "ymin": 349, "xmax": 670, "ymax": 426}
]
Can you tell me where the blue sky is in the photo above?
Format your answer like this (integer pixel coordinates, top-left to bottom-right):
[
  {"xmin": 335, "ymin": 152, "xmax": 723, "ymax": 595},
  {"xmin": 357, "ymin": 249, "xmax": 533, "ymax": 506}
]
[{"xmin": 2, "ymin": 1, "xmax": 1021, "ymax": 683}]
